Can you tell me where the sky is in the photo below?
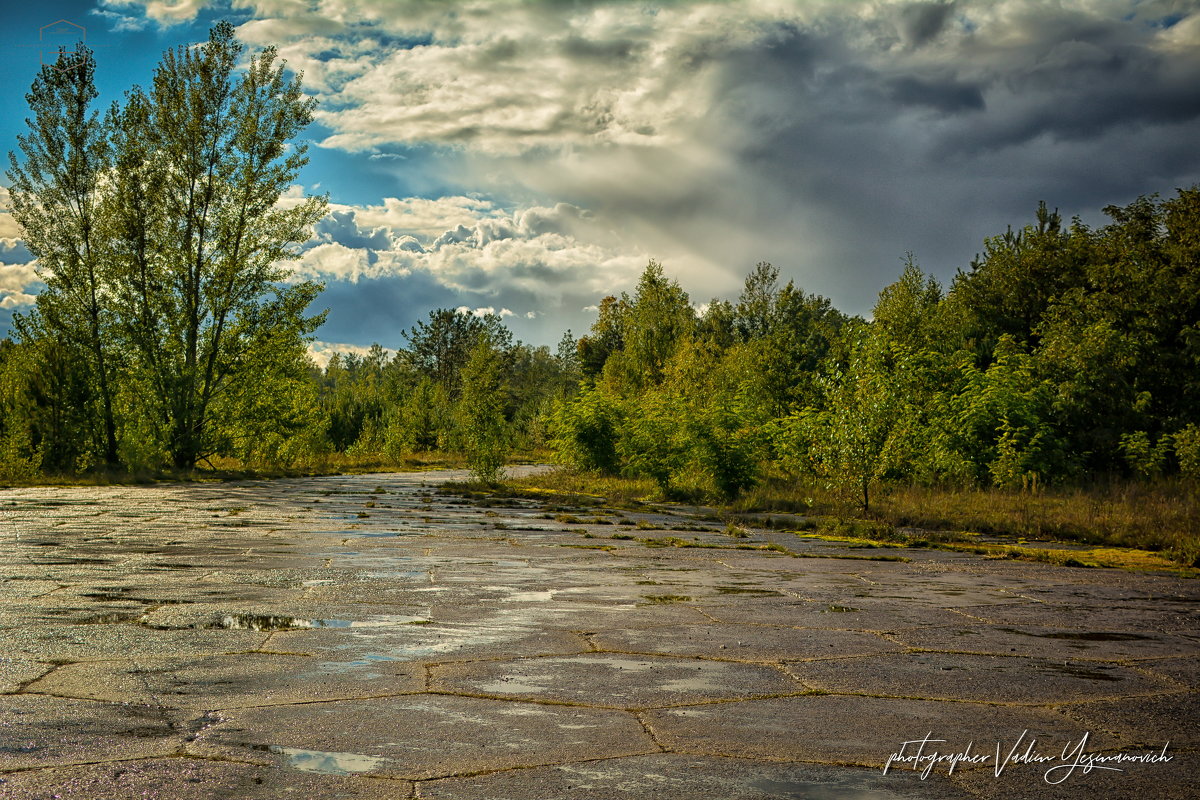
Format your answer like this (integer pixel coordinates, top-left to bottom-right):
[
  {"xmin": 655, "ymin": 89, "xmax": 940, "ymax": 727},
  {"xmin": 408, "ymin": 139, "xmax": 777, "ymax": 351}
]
[{"xmin": 2, "ymin": 0, "xmax": 1199, "ymax": 361}]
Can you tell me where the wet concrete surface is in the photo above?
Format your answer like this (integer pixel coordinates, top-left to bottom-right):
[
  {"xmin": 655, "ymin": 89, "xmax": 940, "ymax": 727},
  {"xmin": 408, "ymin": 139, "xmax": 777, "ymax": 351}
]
[{"xmin": 1, "ymin": 467, "xmax": 1197, "ymax": 798}]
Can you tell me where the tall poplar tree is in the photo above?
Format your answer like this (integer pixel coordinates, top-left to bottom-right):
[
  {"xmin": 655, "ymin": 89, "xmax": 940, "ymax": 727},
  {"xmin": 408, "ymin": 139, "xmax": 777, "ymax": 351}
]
[
  {"xmin": 106, "ymin": 22, "xmax": 327, "ymax": 468},
  {"xmin": 6, "ymin": 45, "xmax": 119, "ymax": 466}
]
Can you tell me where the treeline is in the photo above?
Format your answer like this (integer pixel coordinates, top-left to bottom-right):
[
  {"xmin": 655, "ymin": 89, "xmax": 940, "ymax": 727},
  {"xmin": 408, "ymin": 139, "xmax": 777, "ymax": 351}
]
[
  {"xmin": 309, "ymin": 310, "xmax": 577, "ymax": 481},
  {"xmin": 552, "ymin": 190, "xmax": 1200, "ymax": 506},
  {"xmin": 3, "ymin": 190, "xmax": 1198, "ymax": 494}
]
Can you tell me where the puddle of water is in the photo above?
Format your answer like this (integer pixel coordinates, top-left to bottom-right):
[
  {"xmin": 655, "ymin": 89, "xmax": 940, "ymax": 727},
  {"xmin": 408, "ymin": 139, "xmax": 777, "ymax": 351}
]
[
  {"xmin": 501, "ymin": 590, "xmax": 555, "ymax": 602},
  {"xmin": 715, "ymin": 587, "xmax": 783, "ymax": 596},
  {"xmin": 267, "ymin": 745, "xmax": 385, "ymax": 775},
  {"xmin": 212, "ymin": 614, "xmax": 319, "ymax": 631},
  {"xmin": 81, "ymin": 593, "xmax": 194, "ymax": 605},
  {"xmin": 211, "ymin": 613, "xmax": 427, "ymax": 631},
  {"xmin": 823, "ymin": 605, "xmax": 860, "ymax": 613},
  {"xmin": 322, "ymin": 653, "xmax": 402, "ymax": 669},
  {"xmin": 79, "ymin": 612, "xmax": 144, "ymax": 624}
]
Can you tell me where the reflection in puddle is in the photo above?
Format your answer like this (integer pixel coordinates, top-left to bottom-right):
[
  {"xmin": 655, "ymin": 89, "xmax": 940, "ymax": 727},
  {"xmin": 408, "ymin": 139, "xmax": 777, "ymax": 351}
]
[
  {"xmin": 81, "ymin": 593, "xmax": 193, "ymax": 605},
  {"xmin": 212, "ymin": 614, "xmax": 314, "ymax": 631},
  {"xmin": 79, "ymin": 612, "xmax": 144, "ymax": 624},
  {"xmin": 211, "ymin": 613, "xmax": 428, "ymax": 631},
  {"xmin": 320, "ymin": 653, "xmax": 401, "ymax": 670},
  {"xmin": 715, "ymin": 587, "xmax": 784, "ymax": 596},
  {"xmin": 268, "ymin": 745, "xmax": 385, "ymax": 775},
  {"xmin": 501, "ymin": 590, "xmax": 555, "ymax": 602},
  {"xmin": 824, "ymin": 605, "xmax": 860, "ymax": 613}
]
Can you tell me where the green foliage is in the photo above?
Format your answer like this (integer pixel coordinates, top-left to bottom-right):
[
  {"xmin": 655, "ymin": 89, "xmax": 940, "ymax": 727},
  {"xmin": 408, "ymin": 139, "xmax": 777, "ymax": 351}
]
[
  {"xmin": 405, "ymin": 308, "xmax": 511, "ymax": 397},
  {"xmin": 1118, "ymin": 431, "xmax": 1173, "ymax": 479},
  {"xmin": 5, "ymin": 25, "xmax": 327, "ymax": 473},
  {"xmin": 1175, "ymin": 425, "xmax": 1200, "ymax": 480},
  {"xmin": 0, "ymin": 340, "xmax": 41, "ymax": 480},
  {"xmin": 6, "ymin": 45, "xmax": 119, "ymax": 465},
  {"xmin": 604, "ymin": 260, "xmax": 695, "ymax": 392},
  {"xmin": 105, "ymin": 24, "xmax": 327, "ymax": 469},
  {"xmin": 387, "ymin": 375, "xmax": 448, "ymax": 455},
  {"xmin": 685, "ymin": 401, "xmax": 761, "ymax": 500},
  {"xmin": 935, "ymin": 336, "xmax": 1066, "ymax": 487},
  {"xmin": 456, "ymin": 340, "xmax": 511, "ymax": 483},
  {"xmin": 211, "ymin": 337, "xmax": 328, "ymax": 468},
  {"xmin": 550, "ymin": 386, "xmax": 623, "ymax": 474}
]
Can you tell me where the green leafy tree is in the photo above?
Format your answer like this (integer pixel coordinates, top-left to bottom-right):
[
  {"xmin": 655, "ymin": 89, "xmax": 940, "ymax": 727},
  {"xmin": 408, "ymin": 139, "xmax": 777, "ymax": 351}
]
[
  {"xmin": 576, "ymin": 295, "xmax": 628, "ymax": 378},
  {"xmin": 386, "ymin": 375, "xmax": 448, "ymax": 455},
  {"xmin": 774, "ymin": 264, "xmax": 947, "ymax": 508},
  {"xmin": 7, "ymin": 45, "xmax": 119, "ymax": 465},
  {"xmin": 457, "ymin": 340, "xmax": 511, "ymax": 483},
  {"xmin": 775, "ymin": 342, "xmax": 905, "ymax": 511},
  {"xmin": 105, "ymin": 22, "xmax": 328, "ymax": 468},
  {"xmin": 210, "ymin": 332, "xmax": 327, "ymax": 467},
  {"xmin": 605, "ymin": 260, "xmax": 694, "ymax": 392},
  {"xmin": 0, "ymin": 338, "xmax": 43, "ymax": 479},
  {"xmin": 550, "ymin": 385, "xmax": 623, "ymax": 474},
  {"xmin": 946, "ymin": 201, "xmax": 1087, "ymax": 356},
  {"xmin": 405, "ymin": 308, "xmax": 511, "ymax": 397}
]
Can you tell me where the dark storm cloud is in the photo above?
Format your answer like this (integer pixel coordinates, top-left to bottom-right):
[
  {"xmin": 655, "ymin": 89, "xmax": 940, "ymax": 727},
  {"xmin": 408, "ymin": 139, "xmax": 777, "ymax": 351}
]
[
  {"xmin": 315, "ymin": 271, "xmax": 462, "ymax": 346},
  {"xmin": 229, "ymin": 0, "xmax": 1200, "ymax": 329},
  {"xmin": 898, "ymin": 1, "xmax": 957, "ymax": 48},
  {"xmin": 887, "ymin": 76, "xmax": 984, "ymax": 112}
]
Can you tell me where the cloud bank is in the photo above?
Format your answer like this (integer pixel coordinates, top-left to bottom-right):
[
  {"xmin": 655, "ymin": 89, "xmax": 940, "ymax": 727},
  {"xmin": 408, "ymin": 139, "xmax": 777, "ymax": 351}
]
[
  {"xmin": 239, "ymin": 0, "xmax": 1200, "ymax": 321},
  {"xmin": 11, "ymin": 1, "xmax": 1199, "ymax": 348}
]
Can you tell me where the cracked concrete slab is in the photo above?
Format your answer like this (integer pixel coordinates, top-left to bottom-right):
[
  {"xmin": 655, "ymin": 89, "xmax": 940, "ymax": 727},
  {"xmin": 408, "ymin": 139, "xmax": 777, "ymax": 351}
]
[
  {"xmin": 1058, "ymin": 692, "xmax": 1200, "ymax": 749},
  {"xmin": 698, "ymin": 598, "xmax": 975, "ymax": 630},
  {"xmin": 2, "ymin": 467, "xmax": 1196, "ymax": 798},
  {"xmin": 430, "ymin": 653, "xmax": 800, "ymax": 708},
  {"xmin": 0, "ymin": 694, "xmax": 183, "ymax": 770},
  {"xmin": 949, "ymin": 754, "xmax": 1199, "ymax": 800},
  {"xmin": 785, "ymin": 651, "xmax": 1171, "ymax": 704},
  {"xmin": 0, "ymin": 624, "xmax": 268, "ymax": 661},
  {"xmin": 590, "ymin": 623, "xmax": 905, "ymax": 661},
  {"xmin": 419, "ymin": 753, "xmax": 976, "ymax": 799},
  {"xmin": 0, "ymin": 659, "xmax": 52, "ymax": 694},
  {"xmin": 951, "ymin": 601, "xmax": 1200, "ymax": 633},
  {"xmin": 25, "ymin": 653, "xmax": 425, "ymax": 710},
  {"xmin": 188, "ymin": 694, "xmax": 655, "ymax": 780},
  {"xmin": 643, "ymin": 695, "xmax": 1097, "ymax": 766},
  {"xmin": 890, "ymin": 624, "xmax": 1197, "ymax": 661},
  {"xmin": 267, "ymin": 622, "xmax": 589, "ymax": 664},
  {"xmin": 0, "ymin": 757, "xmax": 411, "ymax": 798}
]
